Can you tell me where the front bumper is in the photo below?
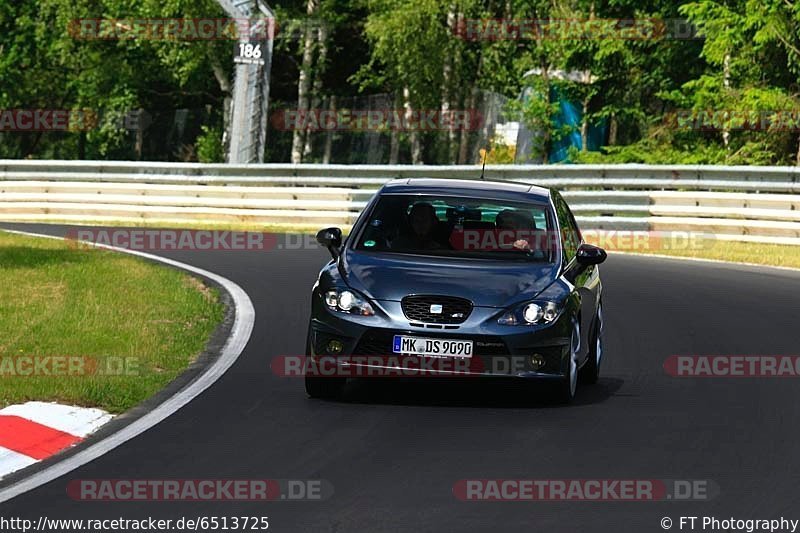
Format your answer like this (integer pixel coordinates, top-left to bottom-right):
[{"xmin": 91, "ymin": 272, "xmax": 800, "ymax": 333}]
[{"xmin": 308, "ymin": 292, "xmax": 573, "ymax": 379}]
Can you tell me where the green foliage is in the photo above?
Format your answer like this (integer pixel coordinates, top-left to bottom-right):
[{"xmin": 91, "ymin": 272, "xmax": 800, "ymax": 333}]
[
  {"xmin": 196, "ymin": 125, "xmax": 225, "ymax": 163},
  {"xmin": 0, "ymin": 0, "xmax": 229, "ymax": 159},
  {"xmin": 357, "ymin": 0, "xmax": 451, "ymax": 106},
  {"xmin": 569, "ymin": 134, "xmax": 788, "ymax": 166},
  {"xmin": 568, "ymin": 139, "xmax": 730, "ymax": 165},
  {"xmin": 4, "ymin": 0, "xmax": 800, "ymax": 164}
]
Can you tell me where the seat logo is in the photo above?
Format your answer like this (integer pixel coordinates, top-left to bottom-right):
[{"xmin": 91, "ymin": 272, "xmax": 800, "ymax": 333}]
[{"xmin": 430, "ymin": 304, "xmax": 443, "ymax": 314}]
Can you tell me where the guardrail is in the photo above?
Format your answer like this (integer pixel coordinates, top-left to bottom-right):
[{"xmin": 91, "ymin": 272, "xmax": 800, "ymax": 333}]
[{"xmin": 1, "ymin": 160, "xmax": 799, "ymax": 245}]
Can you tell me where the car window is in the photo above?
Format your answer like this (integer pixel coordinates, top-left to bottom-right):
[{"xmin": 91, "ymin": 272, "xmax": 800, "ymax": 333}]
[
  {"xmin": 554, "ymin": 192, "xmax": 581, "ymax": 264},
  {"xmin": 355, "ymin": 194, "xmax": 556, "ymax": 262}
]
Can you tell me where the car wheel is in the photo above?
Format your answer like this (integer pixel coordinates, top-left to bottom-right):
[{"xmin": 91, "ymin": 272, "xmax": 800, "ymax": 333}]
[
  {"xmin": 580, "ymin": 303, "xmax": 603, "ymax": 385},
  {"xmin": 557, "ymin": 320, "xmax": 580, "ymax": 404}
]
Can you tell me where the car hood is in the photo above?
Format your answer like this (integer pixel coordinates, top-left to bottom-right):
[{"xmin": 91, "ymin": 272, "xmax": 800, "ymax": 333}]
[{"xmin": 341, "ymin": 250, "xmax": 559, "ymax": 308}]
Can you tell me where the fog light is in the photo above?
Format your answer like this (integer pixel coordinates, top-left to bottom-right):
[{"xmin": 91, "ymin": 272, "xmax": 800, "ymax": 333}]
[
  {"xmin": 326, "ymin": 340, "xmax": 344, "ymax": 355},
  {"xmin": 530, "ymin": 354, "xmax": 546, "ymax": 370}
]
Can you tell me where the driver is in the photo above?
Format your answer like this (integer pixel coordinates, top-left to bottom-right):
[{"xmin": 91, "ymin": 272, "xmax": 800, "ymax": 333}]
[{"xmin": 392, "ymin": 202, "xmax": 442, "ymax": 250}]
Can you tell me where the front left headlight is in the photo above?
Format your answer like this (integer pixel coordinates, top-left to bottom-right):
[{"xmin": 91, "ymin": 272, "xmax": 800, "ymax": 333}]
[
  {"xmin": 324, "ymin": 288, "xmax": 375, "ymax": 316},
  {"xmin": 498, "ymin": 300, "xmax": 563, "ymax": 326}
]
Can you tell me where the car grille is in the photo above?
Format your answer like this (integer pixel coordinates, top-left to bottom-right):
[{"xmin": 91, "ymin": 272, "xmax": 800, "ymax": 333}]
[{"xmin": 401, "ymin": 295, "xmax": 473, "ymax": 324}]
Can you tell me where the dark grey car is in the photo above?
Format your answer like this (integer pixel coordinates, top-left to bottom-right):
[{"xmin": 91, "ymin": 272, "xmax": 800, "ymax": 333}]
[{"xmin": 306, "ymin": 178, "xmax": 607, "ymax": 403}]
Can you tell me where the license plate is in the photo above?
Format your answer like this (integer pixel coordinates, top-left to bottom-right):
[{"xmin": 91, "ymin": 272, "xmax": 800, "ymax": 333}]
[{"xmin": 392, "ymin": 335, "xmax": 473, "ymax": 358}]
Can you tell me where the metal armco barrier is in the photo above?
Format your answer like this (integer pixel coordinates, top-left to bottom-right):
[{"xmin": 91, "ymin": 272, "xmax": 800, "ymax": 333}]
[{"xmin": 0, "ymin": 161, "xmax": 798, "ymax": 245}]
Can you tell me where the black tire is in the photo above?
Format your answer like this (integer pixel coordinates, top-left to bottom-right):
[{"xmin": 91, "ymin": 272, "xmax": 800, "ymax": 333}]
[
  {"xmin": 580, "ymin": 303, "xmax": 603, "ymax": 385},
  {"xmin": 305, "ymin": 324, "xmax": 313, "ymax": 355},
  {"xmin": 305, "ymin": 375, "xmax": 346, "ymax": 399},
  {"xmin": 556, "ymin": 320, "xmax": 580, "ymax": 404}
]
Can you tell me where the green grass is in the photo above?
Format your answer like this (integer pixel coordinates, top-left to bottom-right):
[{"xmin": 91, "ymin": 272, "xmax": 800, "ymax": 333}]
[
  {"xmin": 615, "ymin": 239, "xmax": 800, "ymax": 270},
  {"xmin": 0, "ymin": 231, "xmax": 225, "ymax": 413}
]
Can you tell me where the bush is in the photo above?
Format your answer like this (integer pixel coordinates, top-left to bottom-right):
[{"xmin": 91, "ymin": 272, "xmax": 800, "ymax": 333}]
[{"xmin": 196, "ymin": 126, "xmax": 225, "ymax": 163}]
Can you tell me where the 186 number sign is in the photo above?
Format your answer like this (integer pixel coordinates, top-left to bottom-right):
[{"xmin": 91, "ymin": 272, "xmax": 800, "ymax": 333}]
[{"xmin": 234, "ymin": 42, "xmax": 265, "ymax": 65}]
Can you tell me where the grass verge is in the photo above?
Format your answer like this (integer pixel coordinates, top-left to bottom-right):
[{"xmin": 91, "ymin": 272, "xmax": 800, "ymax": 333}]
[
  {"xmin": 0, "ymin": 231, "xmax": 225, "ymax": 413},
  {"xmin": 605, "ymin": 240, "xmax": 800, "ymax": 270}
]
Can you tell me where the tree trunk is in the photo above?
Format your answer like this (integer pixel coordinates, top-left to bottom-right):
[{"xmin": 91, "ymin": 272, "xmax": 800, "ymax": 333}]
[
  {"xmin": 304, "ymin": 20, "xmax": 329, "ymax": 160},
  {"xmin": 323, "ymin": 95, "xmax": 335, "ymax": 164},
  {"xmin": 77, "ymin": 131, "xmax": 86, "ymax": 160},
  {"xmin": 449, "ymin": 12, "xmax": 465, "ymax": 164},
  {"xmin": 292, "ymin": 0, "xmax": 319, "ymax": 164},
  {"xmin": 440, "ymin": 4, "xmax": 459, "ymax": 164},
  {"xmin": 795, "ymin": 132, "xmax": 800, "ymax": 166},
  {"xmin": 479, "ymin": 92, "xmax": 493, "ymax": 160},
  {"xmin": 581, "ymin": 94, "xmax": 590, "ymax": 151},
  {"xmin": 210, "ymin": 52, "xmax": 232, "ymax": 156},
  {"xmin": 389, "ymin": 93, "xmax": 400, "ymax": 164},
  {"xmin": 135, "ymin": 120, "xmax": 143, "ymax": 160},
  {"xmin": 458, "ymin": 87, "xmax": 477, "ymax": 163},
  {"xmin": 404, "ymin": 86, "xmax": 422, "ymax": 164},
  {"xmin": 541, "ymin": 65, "xmax": 550, "ymax": 164},
  {"xmin": 459, "ymin": 45, "xmax": 484, "ymax": 165},
  {"xmin": 608, "ymin": 112, "xmax": 618, "ymax": 146},
  {"xmin": 722, "ymin": 52, "xmax": 731, "ymax": 150}
]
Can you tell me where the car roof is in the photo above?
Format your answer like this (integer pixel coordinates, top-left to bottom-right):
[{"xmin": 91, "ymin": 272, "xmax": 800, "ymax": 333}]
[{"xmin": 380, "ymin": 178, "xmax": 551, "ymax": 202}]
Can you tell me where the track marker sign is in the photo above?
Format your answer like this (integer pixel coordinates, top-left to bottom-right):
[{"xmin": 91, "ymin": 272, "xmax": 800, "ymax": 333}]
[{"xmin": 234, "ymin": 41, "xmax": 265, "ymax": 65}]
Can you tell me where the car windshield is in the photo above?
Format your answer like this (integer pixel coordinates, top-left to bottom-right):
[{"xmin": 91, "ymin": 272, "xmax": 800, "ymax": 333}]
[{"xmin": 354, "ymin": 194, "xmax": 557, "ymax": 262}]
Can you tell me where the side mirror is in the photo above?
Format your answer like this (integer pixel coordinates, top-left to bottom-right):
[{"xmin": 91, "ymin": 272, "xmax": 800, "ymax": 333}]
[
  {"xmin": 316, "ymin": 227, "xmax": 343, "ymax": 259},
  {"xmin": 576, "ymin": 243, "xmax": 607, "ymax": 266}
]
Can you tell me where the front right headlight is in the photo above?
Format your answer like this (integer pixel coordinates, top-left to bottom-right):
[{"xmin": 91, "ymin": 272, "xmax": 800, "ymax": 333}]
[{"xmin": 498, "ymin": 300, "xmax": 562, "ymax": 326}]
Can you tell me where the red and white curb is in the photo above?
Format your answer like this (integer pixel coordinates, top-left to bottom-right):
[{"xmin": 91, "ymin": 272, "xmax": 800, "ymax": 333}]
[{"xmin": 0, "ymin": 402, "xmax": 113, "ymax": 480}]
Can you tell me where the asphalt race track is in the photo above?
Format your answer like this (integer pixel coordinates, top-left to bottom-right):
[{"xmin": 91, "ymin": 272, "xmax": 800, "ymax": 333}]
[{"xmin": 2, "ymin": 223, "xmax": 799, "ymax": 532}]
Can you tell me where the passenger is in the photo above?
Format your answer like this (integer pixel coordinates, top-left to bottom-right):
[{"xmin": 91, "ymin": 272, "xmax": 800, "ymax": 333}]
[{"xmin": 495, "ymin": 209, "xmax": 532, "ymax": 251}]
